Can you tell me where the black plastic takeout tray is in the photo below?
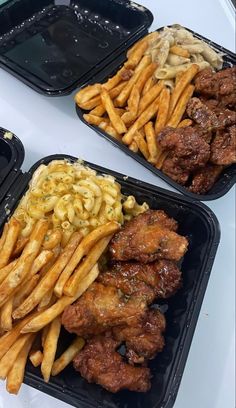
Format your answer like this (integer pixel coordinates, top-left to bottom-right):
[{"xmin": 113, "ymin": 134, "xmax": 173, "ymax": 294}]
[
  {"xmin": 0, "ymin": 0, "xmax": 153, "ymax": 95},
  {"xmin": 0, "ymin": 133, "xmax": 220, "ymax": 407},
  {"xmin": 76, "ymin": 27, "xmax": 236, "ymax": 201}
]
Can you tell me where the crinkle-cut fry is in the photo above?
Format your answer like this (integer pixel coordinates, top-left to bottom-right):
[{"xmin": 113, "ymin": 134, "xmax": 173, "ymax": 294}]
[
  {"xmin": 90, "ymin": 104, "xmax": 106, "ymax": 117},
  {"xmin": 42, "ymin": 229, "xmax": 62, "ymax": 251},
  {"xmin": 167, "ymin": 84, "xmax": 195, "ymax": 128},
  {"xmin": 6, "ymin": 334, "xmax": 35, "ymax": 394},
  {"xmin": 125, "ymin": 40, "xmax": 148, "ymax": 69},
  {"xmin": 155, "ymin": 150, "xmax": 169, "ymax": 170},
  {"xmin": 64, "ymin": 234, "xmax": 113, "ymax": 297},
  {"xmin": 129, "ymin": 140, "xmax": 139, "ymax": 153},
  {"xmin": 12, "ymin": 232, "xmax": 82, "ymax": 320},
  {"xmin": 21, "ymin": 264, "xmax": 99, "ymax": 333},
  {"xmin": 41, "ymin": 316, "xmax": 61, "ymax": 382},
  {"xmin": 83, "ymin": 114, "xmax": 109, "ymax": 127},
  {"xmin": 105, "ymin": 125, "xmax": 121, "ymax": 140},
  {"xmin": 12, "ymin": 236, "xmax": 29, "ymax": 258},
  {"xmin": 0, "ymin": 218, "xmax": 21, "ymax": 269},
  {"xmin": 170, "ymin": 45, "xmax": 190, "ymax": 58},
  {"xmin": 37, "ymin": 288, "xmax": 54, "ymax": 311},
  {"xmin": 127, "ymin": 84, "xmax": 140, "ymax": 118},
  {"xmin": 127, "ymin": 31, "xmax": 159, "ymax": 58},
  {"xmin": 13, "ymin": 275, "xmax": 40, "ymax": 309},
  {"xmin": 0, "ymin": 223, "xmax": 8, "ymax": 252},
  {"xmin": 100, "ymin": 88, "xmax": 127, "ymax": 134},
  {"xmin": 51, "ymin": 337, "xmax": 85, "ymax": 376},
  {"xmin": 155, "ymin": 87, "xmax": 171, "ymax": 135},
  {"xmin": 29, "ymin": 349, "xmax": 43, "ymax": 367},
  {"xmin": 135, "ymin": 62, "xmax": 158, "ymax": 93},
  {"xmin": 133, "ymin": 131, "xmax": 150, "ymax": 161},
  {"xmin": 178, "ymin": 119, "xmax": 193, "ymax": 128},
  {"xmin": 74, "ymin": 83, "xmax": 101, "ymax": 105},
  {"xmin": 0, "ymin": 219, "xmax": 49, "ymax": 307},
  {"xmin": 0, "ymin": 259, "xmax": 17, "ymax": 285},
  {"xmin": 0, "ymin": 311, "xmax": 39, "ymax": 360},
  {"xmin": 54, "ymin": 222, "xmax": 119, "ymax": 297},
  {"xmin": 144, "ymin": 121, "xmax": 161, "ymax": 164},
  {"xmin": 0, "ymin": 333, "xmax": 32, "ymax": 379},
  {"xmin": 168, "ymin": 64, "xmax": 199, "ymax": 118},
  {"xmin": 122, "ymin": 95, "xmax": 159, "ymax": 145},
  {"xmin": 115, "ymin": 55, "xmax": 151, "ymax": 107},
  {"xmin": 138, "ymin": 80, "xmax": 164, "ymax": 115},
  {"xmin": 142, "ymin": 75, "xmax": 157, "ymax": 96},
  {"xmin": 0, "ymin": 297, "xmax": 13, "ymax": 332}
]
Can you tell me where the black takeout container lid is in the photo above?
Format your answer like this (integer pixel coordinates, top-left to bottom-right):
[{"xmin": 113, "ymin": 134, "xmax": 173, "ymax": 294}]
[
  {"xmin": 76, "ymin": 27, "xmax": 236, "ymax": 201},
  {"xmin": 0, "ymin": 128, "xmax": 220, "ymax": 408},
  {"xmin": 0, "ymin": 0, "xmax": 153, "ymax": 95}
]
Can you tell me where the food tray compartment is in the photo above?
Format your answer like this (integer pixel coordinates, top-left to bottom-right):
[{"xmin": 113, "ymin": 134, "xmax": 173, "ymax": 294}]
[
  {"xmin": 0, "ymin": 0, "xmax": 153, "ymax": 95},
  {"xmin": 0, "ymin": 153, "xmax": 220, "ymax": 408},
  {"xmin": 76, "ymin": 27, "xmax": 236, "ymax": 201}
]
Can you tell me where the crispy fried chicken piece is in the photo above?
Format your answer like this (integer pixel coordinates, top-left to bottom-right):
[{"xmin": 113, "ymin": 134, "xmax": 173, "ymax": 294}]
[
  {"xmin": 73, "ymin": 333, "xmax": 151, "ymax": 393},
  {"xmin": 109, "ymin": 210, "xmax": 188, "ymax": 263},
  {"xmin": 62, "ymin": 282, "xmax": 147, "ymax": 337},
  {"xmin": 98, "ymin": 260, "xmax": 182, "ymax": 303},
  {"xmin": 158, "ymin": 127, "xmax": 210, "ymax": 171},
  {"xmin": 210, "ymin": 125, "xmax": 236, "ymax": 165},
  {"xmin": 113, "ymin": 309, "xmax": 166, "ymax": 364},
  {"xmin": 161, "ymin": 156, "xmax": 190, "ymax": 185},
  {"xmin": 188, "ymin": 164, "xmax": 223, "ymax": 194},
  {"xmin": 194, "ymin": 67, "xmax": 236, "ymax": 108}
]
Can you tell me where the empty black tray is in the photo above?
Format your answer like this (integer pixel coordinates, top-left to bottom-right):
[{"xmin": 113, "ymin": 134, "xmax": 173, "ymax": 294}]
[
  {"xmin": 0, "ymin": 0, "xmax": 153, "ymax": 95},
  {"xmin": 76, "ymin": 27, "xmax": 236, "ymax": 201},
  {"xmin": 0, "ymin": 130, "xmax": 220, "ymax": 408}
]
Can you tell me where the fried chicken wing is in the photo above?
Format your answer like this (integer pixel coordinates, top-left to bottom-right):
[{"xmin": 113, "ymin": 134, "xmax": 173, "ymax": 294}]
[
  {"xmin": 98, "ymin": 260, "xmax": 182, "ymax": 303},
  {"xmin": 109, "ymin": 210, "xmax": 188, "ymax": 263},
  {"xmin": 62, "ymin": 282, "xmax": 147, "ymax": 337},
  {"xmin": 73, "ymin": 334, "xmax": 151, "ymax": 393},
  {"xmin": 188, "ymin": 164, "xmax": 223, "ymax": 194},
  {"xmin": 210, "ymin": 125, "xmax": 236, "ymax": 165},
  {"xmin": 113, "ymin": 309, "xmax": 166, "ymax": 364},
  {"xmin": 161, "ymin": 156, "xmax": 190, "ymax": 185}
]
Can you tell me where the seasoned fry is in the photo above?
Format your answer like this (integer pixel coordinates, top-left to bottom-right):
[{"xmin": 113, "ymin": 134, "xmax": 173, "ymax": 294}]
[
  {"xmin": 127, "ymin": 84, "xmax": 140, "ymax": 118},
  {"xmin": 63, "ymin": 235, "xmax": 113, "ymax": 297},
  {"xmin": 0, "ymin": 259, "xmax": 18, "ymax": 285},
  {"xmin": 168, "ymin": 64, "xmax": 199, "ymax": 118},
  {"xmin": 12, "ymin": 236, "xmax": 29, "ymax": 258},
  {"xmin": 133, "ymin": 131, "xmax": 150, "ymax": 160},
  {"xmin": 83, "ymin": 114, "xmax": 109, "ymax": 127},
  {"xmin": 135, "ymin": 62, "xmax": 157, "ymax": 93},
  {"xmin": 77, "ymin": 95, "xmax": 101, "ymax": 110},
  {"xmin": 144, "ymin": 122, "xmax": 161, "ymax": 164},
  {"xmin": 0, "ymin": 218, "xmax": 21, "ymax": 268},
  {"xmin": 74, "ymin": 83, "xmax": 101, "ymax": 105},
  {"xmin": 54, "ymin": 222, "xmax": 119, "ymax": 297},
  {"xmin": 142, "ymin": 75, "xmax": 156, "ymax": 95},
  {"xmin": 0, "ymin": 297, "xmax": 13, "ymax": 332},
  {"xmin": 167, "ymin": 84, "xmax": 195, "ymax": 128},
  {"xmin": 155, "ymin": 87, "xmax": 171, "ymax": 134},
  {"xmin": 29, "ymin": 350, "xmax": 43, "ymax": 367},
  {"xmin": 41, "ymin": 316, "xmax": 61, "ymax": 382},
  {"xmin": 122, "ymin": 95, "xmax": 159, "ymax": 145},
  {"xmin": 178, "ymin": 119, "xmax": 193, "ymax": 128},
  {"xmin": 0, "ymin": 333, "xmax": 32, "ymax": 379},
  {"xmin": 90, "ymin": 104, "xmax": 106, "ymax": 117},
  {"xmin": 21, "ymin": 264, "xmax": 99, "ymax": 333},
  {"xmin": 6, "ymin": 334, "xmax": 35, "ymax": 394},
  {"xmin": 0, "ymin": 219, "xmax": 49, "ymax": 307},
  {"xmin": 103, "ymin": 67, "xmax": 130, "ymax": 91},
  {"xmin": 121, "ymin": 111, "xmax": 135, "ymax": 127},
  {"xmin": 52, "ymin": 337, "xmax": 85, "ymax": 376},
  {"xmin": 104, "ymin": 125, "xmax": 121, "ymax": 140},
  {"xmin": 125, "ymin": 40, "xmax": 148, "ymax": 69},
  {"xmin": 129, "ymin": 140, "xmax": 139, "ymax": 153},
  {"xmin": 170, "ymin": 45, "xmax": 190, "ymax": 58},
  {"xmin": 127, "ymin": 31, "xmax": 159, "ymax": 58},
  {"xmin": 12, "ymin": 232, "xmax": 82, "ymax": 320},
  {"xmin": 138, "ymin": 80, "xmax": 164, "ymax": 115},
  {"xmin": 101, "ymin": 88, "xmax": 127, "ymax": 134}
]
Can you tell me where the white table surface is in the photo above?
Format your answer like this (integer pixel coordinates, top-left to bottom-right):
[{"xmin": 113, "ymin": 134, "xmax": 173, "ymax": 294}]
[{"xmin": 0, "ymin": 1, "xmax": 235, "ymax": 407}]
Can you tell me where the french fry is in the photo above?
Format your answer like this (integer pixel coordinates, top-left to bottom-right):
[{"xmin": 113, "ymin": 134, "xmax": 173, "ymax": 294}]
[
  {"xmin": 121, "ymin": 111, "xmax": 135, "ymax": 127},
  {"xmin": 144, "ymin": 122, "xmax": 161, "ymax": 164},
  {"xmin": 125, "ymin": 40, "xmax": 148, "ymax": 69},
  {"xmin": 54, "ymin": 222, "xmax": 119, "ymax": 297},
  {"xmin": 21, "ymin": 264, "xmax": 99, "ymax": 333},
  {"xmin": 0, "ymin": 259, "xmax": 18, "ymax": 285},
  {"xmin": 133, "ymin": 131, "xmax": 150, "ymax": 160},
  {"xmin": 98, "ymin": 121, "xmax": 108, "ymax": 131},
  {"xmin": 167, "ymin": 84, "xmax": 195, "ymax": 128},
  {"xmin": 41, "ymin": 316, "xmax": 61, "ymax": 382},
  {"xmin": 138, "ymin": 80, "xmax": 164, "ymax": 115},
  {"xmin": 74, "ymin": 83, "xmax": 101, "ymax": 105},
  {"xmin": 90, "ymin": 104, "xmax": 106, "ymax": 117},
  {"xmin": 103, "ymin": 67, "xmax": 129, "ymax": 91},
  {"xmin": 12, "ymin": 232, "xmax": 82, "ymax": 320},
  {"xmin": 12, "ymin": 236, "xmax": 29, "ymax": 258},
  {"xmin": 0, "ymin": 218, "xmax": 21, "ymax": 268},
  {"xmin": 129, "ymin": 140, "xmax": 139, "ymax": 153},
  {"xmin": 170, "ymin": 45, "xmax": 190, "ymax": 58},
  {"xmin": 0, "ymin": 333, "xmax": 32, "ymax": 379},
  {"xmin": 83, "ymin": 114, "xmax": 109, "ymax": 127},
  {"xmin": 168, "ymin": 64, "xmax": 199, "ymax": 118},
  {"xmin": 155, "ymin": 87, "xmax": 171, "ymax": 134},
  {"xmin": 42, "ymin": 325, "xmax": 49, "ymax": 348},
  {"xmin": 63, "ymin": 234, "xmax": 113, "ymax": 297},
  {"xmin": 38, "ymin": 288, "xmax": 54, "ymax": 311},
  {"xmin": 135, "ymin": 62, "xmax": 158, "ymax": 93},
  {"xmin": 105, "ymin": 125, "xmax": 121, "ymax": 140},
  {"xmin": 6, "ymin": 334, "xmax": 35, "ymax": 394},
  {"xmin": 0, "ymin": 297, "xmax": 13, "ymax": 332},
  {"xmin": 0, "ymin": 223, "xmax": 8, "ymax": 252},
  {"xmin": 122, "ymin": 95, "xmax": 159, "ymax": 145},
  {"xmin": 127, "ymin": 84, "xmax": 140, "ymax": 118},
  {"xmin": 29, "ymin": 350, "xmax": 43, "ymax": 367},
  {"xmin": 142, "ymin": 75, "xmax": 156, "ymax": 95},
  {"xmin": 13, "ymin": 275, "xmax": 40, "ymax": 309},
  {"xmin": 29, "ymin": 249, "xmax": 54, "ymax": 278},
  {"xmin": 178, "ymin": 119, "xmax": 193, "ymax": 128},
  {"xmin": 100, "ymin": 88, "xmax": 127, "ymax": 134},
  {"xmin": 40, "ymin": 245, "xmax": 61, "ymax": 278},
  {"xmin": 126, "ymin": 31, "xmax": 159, "ymax": 58},
  {"xmin": 42, "ymin": 229, "xmax": 62, "ymax": 250},
  {"xmin": 0, "ymin": 219, "xmax": 49, "ymax": 307},
  {"xmin": 77, "ymin": 95, "xmax": 101, "ymax": 110},
  {"xmin": 52, "ymin": 337, "xmax": 85, "ymax": 376}
]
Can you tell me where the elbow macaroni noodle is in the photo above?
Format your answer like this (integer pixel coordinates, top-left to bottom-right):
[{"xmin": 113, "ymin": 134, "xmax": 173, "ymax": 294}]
[{"xmin": 14, "ymin": 160, "xmax": 149, "ymax": 245}]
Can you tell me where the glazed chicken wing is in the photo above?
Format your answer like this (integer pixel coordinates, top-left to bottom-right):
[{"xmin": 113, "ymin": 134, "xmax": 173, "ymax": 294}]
[
  {"xmin": 210, "ymin": 125, "xmax": 236, "ymax": 165},
  {"xmin": 109, "ymin": 210, "xmax": 188, "ymax": 263}
]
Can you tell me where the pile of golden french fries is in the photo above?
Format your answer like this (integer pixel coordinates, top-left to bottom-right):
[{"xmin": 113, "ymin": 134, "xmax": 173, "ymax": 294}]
[
  {"xmin": 75, "ymin": 26, "xmax": 222, "ymax": 169},
  {"xmin": 0, "ymin": 161, "xmax": 148, "ymax": 394}
]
